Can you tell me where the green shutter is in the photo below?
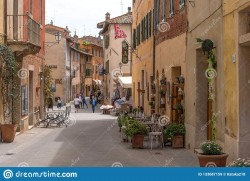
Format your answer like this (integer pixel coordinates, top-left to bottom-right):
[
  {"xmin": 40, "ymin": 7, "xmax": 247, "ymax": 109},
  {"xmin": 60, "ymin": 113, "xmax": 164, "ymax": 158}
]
[{"xmin": 133, "ymin": 29, "xmax": 136, "ymax": 49}]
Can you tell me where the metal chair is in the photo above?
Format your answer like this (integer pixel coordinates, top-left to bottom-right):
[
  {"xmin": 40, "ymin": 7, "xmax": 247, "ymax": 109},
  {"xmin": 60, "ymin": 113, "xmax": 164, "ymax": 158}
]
[{"xmin": 148, "ymin": 123, "xmax": 164, "ymax": 150}]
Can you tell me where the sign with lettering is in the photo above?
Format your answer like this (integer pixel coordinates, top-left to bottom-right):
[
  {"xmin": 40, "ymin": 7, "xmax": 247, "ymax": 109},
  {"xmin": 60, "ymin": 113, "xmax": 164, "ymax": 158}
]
[{"xmin": 122, "ymin": 40, "xmax": 129, "ymax": 64}]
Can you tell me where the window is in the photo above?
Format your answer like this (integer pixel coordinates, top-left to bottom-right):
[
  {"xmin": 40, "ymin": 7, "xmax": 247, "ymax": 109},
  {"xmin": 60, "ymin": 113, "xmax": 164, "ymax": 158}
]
[
  {"xmin": 148, "ymin": 11, "xmax": 152, "ymax": 37},
  {"xmin": 86, "ymin": 69, "xmax": 92, "ymax": 76},
  {"xmin": 136, "ymin": 24, "xmax": 141, "ymax": 46},
  {"xmin": 179, "ymin": 0, "xmax": 185, "ymax": 9},
  {"xmin": 40, "ymin": 0, "xmax": 43, "ymax": 23},
  {"xmin": 92, "ymin": 48, "xmax": 94, "ymax": 55},
  {"xmin": 104, "ymin": 35, "xmax": 109, "ymax": 49},
  {"xmin": 29, "ymin": 0, "xmax": 33, "ymax": 14},
  {"xmin": 162, "ymin": 0, "xmax": 166, "ymax": 20},
  {"xmin": 154, "ymin": 0, "xmax": 160, "ymax": 32},
  {"xmin": 21, "ymin": 85, "xmax": 28, "ymax": 116},
  {"xmin": 106, "ymin": 60, "xmax": 109, "ymax": 73},
  {"xmin": 133, "ymin": 29, "xmax": 136, "ymax": 49},
  {"xmin": 170, "ymin": 0, "xmax": 174, "ymax": 17}
]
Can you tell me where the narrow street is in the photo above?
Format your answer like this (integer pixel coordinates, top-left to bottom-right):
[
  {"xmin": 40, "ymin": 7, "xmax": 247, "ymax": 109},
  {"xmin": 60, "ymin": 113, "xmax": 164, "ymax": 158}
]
[{"xmin": 0, "ymin": 103, "xmax": 198, "ymax": 167}]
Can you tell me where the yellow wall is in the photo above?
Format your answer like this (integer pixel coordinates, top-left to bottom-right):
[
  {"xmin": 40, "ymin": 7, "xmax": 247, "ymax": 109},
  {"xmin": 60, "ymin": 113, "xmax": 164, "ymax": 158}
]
[
  {"xmin": 132, "ymin": 0, "xmax": 154, "ymax": 115},
  {"xmin": 155, "ymin": 33, "xmax": 186, "ymax": 118},
  {"xmin": 223, "ymin": 0, "xmax": 250, "ymax": 159}
]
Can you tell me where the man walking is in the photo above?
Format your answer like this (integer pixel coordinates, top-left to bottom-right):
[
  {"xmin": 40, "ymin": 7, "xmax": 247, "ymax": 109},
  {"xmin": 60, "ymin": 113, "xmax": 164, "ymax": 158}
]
[{"xmin": 82, "ymin": 94, "xmax": 88, "ymax": 109}]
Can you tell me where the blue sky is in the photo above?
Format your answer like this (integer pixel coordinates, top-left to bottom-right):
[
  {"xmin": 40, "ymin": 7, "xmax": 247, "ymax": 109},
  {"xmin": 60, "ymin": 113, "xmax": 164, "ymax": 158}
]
[{"xmin": 46, "ymin": 0, "xmax": 132, "ymax": 37}]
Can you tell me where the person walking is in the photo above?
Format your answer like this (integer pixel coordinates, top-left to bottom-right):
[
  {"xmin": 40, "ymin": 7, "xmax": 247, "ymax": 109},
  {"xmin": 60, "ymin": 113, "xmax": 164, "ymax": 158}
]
[
  {"xmin": 82, "ymin": 94, "xmax": 88, "ymax": 109},
  {"xmin": 74, "ymin": 95, "xmax": 80, "ymax": 113},
  {"xmin": 91, "ymin": 97, "xmax": 97, "ymax": 113},
  {"xmin": 57, "ymin": 97, "xmax": 62, "ymax": 110},
  {"xmin": 78, "ymin": 94, "xmax": 83, "ymax": 109}
]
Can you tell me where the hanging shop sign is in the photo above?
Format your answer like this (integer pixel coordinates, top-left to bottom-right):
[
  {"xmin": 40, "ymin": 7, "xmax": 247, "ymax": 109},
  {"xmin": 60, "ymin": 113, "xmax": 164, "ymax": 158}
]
[{"xmin": 122, "ymin": 40, "xmax": 129, "ymax": 64}]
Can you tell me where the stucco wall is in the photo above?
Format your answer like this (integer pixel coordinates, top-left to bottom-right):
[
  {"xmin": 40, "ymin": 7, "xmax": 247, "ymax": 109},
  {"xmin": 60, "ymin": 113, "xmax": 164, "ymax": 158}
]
[
  {"xmin": 132, "ymin": 0, "xmax": 154, "ymax": 115},
  {"xmin": 155, "ymin": 33, "xmax": 186, "ymax": 118},
  {"xmin": 186, "ymin": 2, "xmax": 225, "ymax": 152}
]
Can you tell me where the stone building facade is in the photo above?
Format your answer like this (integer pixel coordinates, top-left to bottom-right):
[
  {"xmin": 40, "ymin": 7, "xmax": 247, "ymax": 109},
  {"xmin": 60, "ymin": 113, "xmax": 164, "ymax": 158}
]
[{"xmin": 98, "ymin": 10, "xmax": 132, "ymax": 104}]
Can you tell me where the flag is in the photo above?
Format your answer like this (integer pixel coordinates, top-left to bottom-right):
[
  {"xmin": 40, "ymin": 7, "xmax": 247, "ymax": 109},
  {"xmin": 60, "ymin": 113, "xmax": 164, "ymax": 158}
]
[{"xmin": 114, "ymin": 24, "xmax": 127, "ymax": 39}]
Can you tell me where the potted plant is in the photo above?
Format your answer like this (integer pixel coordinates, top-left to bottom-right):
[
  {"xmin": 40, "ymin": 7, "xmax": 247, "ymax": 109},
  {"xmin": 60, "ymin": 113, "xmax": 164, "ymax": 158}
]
[
  {"xmin": 0, "ymin": 45, "xmax": 19, "ymax": 143},
  {"xmin": 149, "ymin": 101, "xmax": 155, "ymax": 107},
  {"xmin": 195, "ymin": 38, "xmax": 228, "ymax": 167},
  {"xmin": 197, "ymin": 141, "xmax": 228, "ymax": 167},
  {"xmin": 165, "ymin": 123, "xmax": 185, "ymax": 148},
  {"xmin": 159, "ymin": 90, "xmax": 166, "ymax": 97},
  {"xmin": 125, "ymin": 121, "xmax": 148, "ymax": 149},
  {"xmin": 228, "ymin": 158, "xmax": 250, "ymax": 167},
  {"xmin": 175, "ymin": 103, "xmax": 183, "ymax": 114}
]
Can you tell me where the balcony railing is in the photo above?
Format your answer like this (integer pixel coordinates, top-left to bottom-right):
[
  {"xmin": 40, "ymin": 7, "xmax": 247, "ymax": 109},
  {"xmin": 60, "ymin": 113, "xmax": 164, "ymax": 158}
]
[{"xmin": 7, "ymin": 15, "xmax": 40, "ymax": 47}]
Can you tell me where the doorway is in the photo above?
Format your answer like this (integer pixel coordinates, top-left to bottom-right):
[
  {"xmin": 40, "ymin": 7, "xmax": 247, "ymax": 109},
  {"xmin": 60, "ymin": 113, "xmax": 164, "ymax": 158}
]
[
  {"xmin": 29, "ymin": 71, "xmax": 34, "ymax": 126},
  {"xmin": 195, "ymin": 50, "xmax": 212, "ymax": 147}
]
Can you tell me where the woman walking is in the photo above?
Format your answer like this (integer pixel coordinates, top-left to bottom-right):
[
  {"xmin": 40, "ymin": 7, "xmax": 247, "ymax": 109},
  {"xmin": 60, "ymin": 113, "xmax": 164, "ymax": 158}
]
[
  {"xmin": 74, "ymin": 95, "xmax": 80, "ymax": 113},
  {"xmin": 91, "ymin": 97, "xmax": 97, "ymax": 113},
  {"xmin": 57, "ymin": 97, "xmax": 62, "ymax": 109}
]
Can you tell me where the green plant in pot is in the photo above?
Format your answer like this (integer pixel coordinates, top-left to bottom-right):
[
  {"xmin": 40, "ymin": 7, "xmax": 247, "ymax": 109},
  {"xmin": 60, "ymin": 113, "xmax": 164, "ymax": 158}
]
[
  {"xmin": 149, "ymin": 101, "xmax": 155, "ymax": 107},
  {"xmin": 0, "ymin": 45, "xmax": 20, "ymax": 143},
  {"xmin": 125, "ymin": 121, "xmax": 148, "ymax": 149},
  {"xmin": 159, "ymin": 89, "xmax": 166, "ymax": 97},
  {"xmin": 165, "ymin": 123, "xmax": 185, "ymax": 148},
  {"xmin": 195, "ymin": 38, "xmax": 228, "ymax": 167},
  {"xmin": 175, "ymin": 103, "xmax": 184, "ymax": 113}
]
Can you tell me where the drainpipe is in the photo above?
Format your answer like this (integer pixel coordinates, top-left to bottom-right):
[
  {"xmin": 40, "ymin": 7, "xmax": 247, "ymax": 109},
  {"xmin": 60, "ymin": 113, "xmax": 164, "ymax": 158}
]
[
  {"xmin": 153, "ymin": 32, "xmax": 156, "ymax": 79},
  {"xmin": 4, "ymin": 0, "xmax": 7, "ymax": 44},
  {"xmin": 70, "ymin": 46, "xmax": 72, "ymax": 100}
]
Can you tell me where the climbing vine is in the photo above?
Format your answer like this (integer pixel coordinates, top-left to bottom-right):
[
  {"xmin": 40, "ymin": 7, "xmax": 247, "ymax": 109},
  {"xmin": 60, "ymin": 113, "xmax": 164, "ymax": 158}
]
[
  {"xmin": 43, "ymin": 65, "xmax": 53, "ymax": 107},
  {"xmin": 0, "ymin": 44, "xmax": 20, "ymax": 124},
  {"xmin": 197, "ymin": 38, "xmax": 217, "ymax": 142}
]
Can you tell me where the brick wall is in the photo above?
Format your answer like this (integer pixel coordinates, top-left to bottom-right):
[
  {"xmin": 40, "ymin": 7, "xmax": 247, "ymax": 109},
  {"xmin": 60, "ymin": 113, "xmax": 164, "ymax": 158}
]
[{"xmin": 155, "ymin": 0, "xmax": 188, "ymax": 45}]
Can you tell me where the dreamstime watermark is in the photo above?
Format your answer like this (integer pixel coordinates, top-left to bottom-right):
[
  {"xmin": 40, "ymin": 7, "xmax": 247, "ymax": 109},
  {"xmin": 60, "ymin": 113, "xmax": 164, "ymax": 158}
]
[
  {"xmin": 71, "ymin": 157, "xmax": 80, "ymax": 167},
  {"xmin": 18, "ymin": 68, "xmax": 29, "ymax": 79},
  {"xmin": 205, "ymin": 68, "xmax": 217, "ymax": 80},
  {"xmin": 205, "ymin": 162, "xmax": 217, "ymax": 167},
  {"xmin": 201, "ymin": 16, "xmax": 221, "ymax": 37},
  {"xmin": 164, "ymin": 64, "xmax": 174, "ymax": 73},
  {"xmin": 111, "ymin": 162, "xmax": 123, "ymax": 167},
  {"xmin": 164, "ymin": 158, "xmax": 174, "ymax": 167},
  {"xmin": 107, "ymin": 122, "xmax": 117, "ymax": 132},
  {"xmin": 67, "ymin": 115, "xmax": 77, "ymax": 127},
  {"xmin": 18, "ymin": 162, "xmax": 30, "ymax": 167},
  {"xmin": 201, "ymin": 111, "xmax": 221, "ymax": 131},
  {"xmin": 3, "ymin": 169, "xmax": 13, "ymax": 179},
  {"xmin": 158, "ymin": 115, "xmax": 170, "ymax": 127},
  {"xmin": 111, "ymin": 68, "xmax": 123, "ymax": 79},
  {"xmin": 157, "ymin": 21, "xmax": 171, "ymax": 33}
]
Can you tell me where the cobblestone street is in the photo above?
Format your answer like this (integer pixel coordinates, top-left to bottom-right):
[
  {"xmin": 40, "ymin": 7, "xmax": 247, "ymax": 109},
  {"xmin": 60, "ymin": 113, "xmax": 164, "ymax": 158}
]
[{"xmin": 0, "ymin": 104, "xmax": 198, "ymax": 167}]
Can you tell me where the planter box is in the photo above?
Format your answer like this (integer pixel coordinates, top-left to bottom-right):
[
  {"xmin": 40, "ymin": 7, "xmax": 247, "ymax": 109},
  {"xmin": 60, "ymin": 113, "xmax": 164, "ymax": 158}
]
[
  {"xmin": 132, "ymin": 135, "xmax": 144, "ymax": 149},
  {"xmin": 172, "ymin": 135, "xmax": 184, "ymax": 148},
  {"xmin": 197, "ymin": 153, "xmax": 229, "ymax": 167},
  {"xmin": 0, "ymin": 124, "xmax": 17, "ymax": 143}
]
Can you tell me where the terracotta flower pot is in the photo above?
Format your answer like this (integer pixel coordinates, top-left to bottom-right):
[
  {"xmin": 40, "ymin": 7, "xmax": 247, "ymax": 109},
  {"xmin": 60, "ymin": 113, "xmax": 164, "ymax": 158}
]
[
  {"xmin": 197, "ymin": 153, "xmax": 228, "ymax": 167},
  {"xmin": 172, "ymin": 135, "xmax": 184, "ymax": 148},
  {"xmin": 0, "ymin": 124, "xmax": 17, "ymax": 143},
  {"xmin": 132, "ymin": 135, "xmax": 144, "ymax": 149}
]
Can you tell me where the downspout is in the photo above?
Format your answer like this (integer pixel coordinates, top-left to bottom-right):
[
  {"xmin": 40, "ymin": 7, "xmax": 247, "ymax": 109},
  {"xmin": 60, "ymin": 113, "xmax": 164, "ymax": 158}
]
[
  {"xmin": 70, "ymin": 46, "xmax": 72, "ymax": 100},
  {"xmin": 4, "ymin": 0, "xmax": 7, "ymax": 44}
]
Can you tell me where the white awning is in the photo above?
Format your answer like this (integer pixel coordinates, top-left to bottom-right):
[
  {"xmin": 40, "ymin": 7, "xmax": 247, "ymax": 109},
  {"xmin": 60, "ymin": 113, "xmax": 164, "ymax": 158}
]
[
  {"xmin": 118, "ymin": 76, "xmax": 132, "ymax": 88},
  {"xmin": 93, "ymin": 79, "xmax": 102, "ymax": 86}
]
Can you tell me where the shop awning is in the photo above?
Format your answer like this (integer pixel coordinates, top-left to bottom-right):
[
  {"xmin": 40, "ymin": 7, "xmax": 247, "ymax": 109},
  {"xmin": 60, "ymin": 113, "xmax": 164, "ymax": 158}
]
[
  {"xmin": 93, "ymin": 79, "xmax": 102, "ymax": 86},
  {"xmin": 118, "ymin": 76, "xmax": 132, "ymax": 88}
]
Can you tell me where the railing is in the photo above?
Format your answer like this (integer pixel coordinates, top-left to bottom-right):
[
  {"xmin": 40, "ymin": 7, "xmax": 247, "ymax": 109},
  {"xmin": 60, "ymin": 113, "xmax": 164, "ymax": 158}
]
[{"xmin": 7, "ymin": 15, "xmax": 40, "ymax": 47}]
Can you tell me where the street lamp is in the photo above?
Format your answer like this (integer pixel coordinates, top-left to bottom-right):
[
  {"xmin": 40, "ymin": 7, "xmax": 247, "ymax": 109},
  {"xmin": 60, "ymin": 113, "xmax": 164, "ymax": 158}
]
[
  {"xmin": 55, "ymin": 32, "xmax": 62, "ymax": 44},
  {"xmin": 45, "ymin": 32, "xmax": 62, "ymax": 48}
]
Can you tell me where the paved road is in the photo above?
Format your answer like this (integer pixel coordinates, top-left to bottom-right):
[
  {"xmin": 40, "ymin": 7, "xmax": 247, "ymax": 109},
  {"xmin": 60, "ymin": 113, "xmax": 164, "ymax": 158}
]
[{"xmin": 0, "ymin": 104, "xmax": 199, "ymax": 167}]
